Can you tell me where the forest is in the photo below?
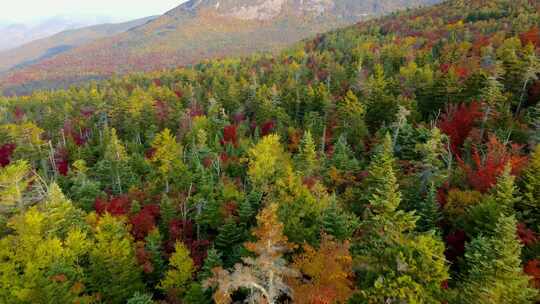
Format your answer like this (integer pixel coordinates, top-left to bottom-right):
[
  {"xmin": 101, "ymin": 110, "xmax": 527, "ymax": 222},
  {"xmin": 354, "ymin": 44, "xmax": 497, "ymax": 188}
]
[{"xmin": 0, "ymin": 0, "xmax": 540, "ymax": 303}]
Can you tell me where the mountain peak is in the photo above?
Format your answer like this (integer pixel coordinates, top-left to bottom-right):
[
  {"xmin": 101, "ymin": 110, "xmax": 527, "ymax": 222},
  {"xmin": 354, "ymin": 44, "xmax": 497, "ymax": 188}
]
[{"xmin": 168, "ymin": 0, "xmax": 336, "ymax": 21}]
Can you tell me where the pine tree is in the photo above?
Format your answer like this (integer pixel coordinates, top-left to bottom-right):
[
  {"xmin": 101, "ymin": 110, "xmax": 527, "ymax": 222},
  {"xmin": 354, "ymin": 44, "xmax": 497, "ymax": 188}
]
[
  {"xmin": 199, "ymin": 248, "xmax": 223, "ymax": 281},
  {"xmin": 354, "ymin": 134, "xmax": 449, "ymax": 303},
  {"xmin": 144, "ymin": 229, "xmax": 166, "ymax": 288},
  {"xmin": 297, "ymin": 130, "xmax": 318, "ymax": 176},
  {"xmin": 87, "ymin": 214, "xmax": 145, "ymax": 304},
  {"xmin": 416, "ymin": 127, "xmax": 449, "ymax": 191},
  {"xmin": 523, "ymin": 144, "xmax": 540, "ymax": 208},
  {"xmin": 329, "ymin": 135, "xmax": 359, "ymax": 172},
  {"xmin": 215, "ymin": 219, "xmax": 245, "ymax": 267},
  {"xmin": 361, "ymin": 134, "xmax": 397, "ymax": 212},
  {"xmin": 0, "ymin": 160, "xmax": 33, "ymax": 211},
  {"xmin": 322, "ymin": 199, "xmax": 359, "ymax": 241},
  {"xmin": 69, "ymin": 159, "xmax": 102, "ymax": 212},
  {"xmin": 159, "ymin": 242, "xmax": 195, "ymax": 297},
  {"xmin": 492, "ymin": 164, "xmax": 520, "ymax": 214},
  {"xmin": 238, "ymin": 197, "xmax": 255, "ymax": 224},
  {"xmin": 459, "ymin": 215, "xmax": 537, "ymax": 304},
  {"xmin": 96, "ymin": 128, "xmax": 133, "ymax": 194},
  {"xmin": 336, "ymin": 90, "xmax": 368, "ymax": 148},
  {"xmin": 126, "ymin": 292, "xmax": 154, "ymax": 304},
  {"xmin": 149, "ymin": 128, "xmax": 185, "ymax": 193},
  {"xmin": 467, "ymin": 164, "xmax": 520, "ymax": 236},
  {"xmin": 416, "ymin": 182, "xmax": 442, "ymax": 233}
]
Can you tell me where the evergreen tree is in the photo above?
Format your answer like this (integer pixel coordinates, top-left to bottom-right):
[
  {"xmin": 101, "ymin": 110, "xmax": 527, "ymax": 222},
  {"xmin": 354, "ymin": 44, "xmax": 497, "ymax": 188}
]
[
  {"xmin": 416, "ymin": 182, "xmax": 442, "ymax": 233},
  {"xmin": 148, "ymin": 128, "xmax": 186, "ymax": 193},
  {"xmin": 458, "ymin": 215, "xmax": 537, "ymax": 304},
  {"xmin": 199, "ymin": 248, "xmax": 223, "ymax": 281},
  {"xmin": 329, "ymin": 135, "xmax": 359, "ymax": 172},
  {"xmin": 467, "ymin": 165, "xmax": 520, "ymax": 236},
  {"xmin": 237, "ymin": 197, "xmax": 255, "ymax": 225},
  {"xmin": 215, "ymin": 219, "xmax": 245, "ymax": 267},
  {"xmin": 95, "ymin": 128, "xmax": 134, "ymax": 194},
  {"xmin": 359, "ymin": 134, "xmax": 396, "ymax": 212},
  {"xmin": 0, "ymin": 160, "xmax": 33, "ymax": 211},
  {"xmin": 87, "ymin": 214, "xmax": 144, "ymax": 303},
  {"xmin": 127, "ymin": 292, "xmax": 154, "ymax": 304},
  {"xmin": 68, "ymin": 160, "xmax": 102, "ymax": 211},
  {"xmin": 159, "ymin": 242, "xmax": 195, "ymax": 298},
  {"xmin": 492, "ymin": 164, "xmax": 520, "ymax": 213},
  {"xmin": 322, "ymin": 199, "xmax": 359, "ymax": 241},
  {"xmin": 144, "ymin": 229, "xmax": 166, "ymax": 289},
  {"xmin": 353, "ymin": 134, "xmax": 448, "ymax": 303},
  {"xmin": 523, "ymin": 144, "xmax": 540, "ymax": 208},
  {"xmin": 336, "ymin": 90, "xmax": 368, "ymax": 149},
  {"xmin": 297, "ymin": 130, "xmax": 318, "ymax": 176}
]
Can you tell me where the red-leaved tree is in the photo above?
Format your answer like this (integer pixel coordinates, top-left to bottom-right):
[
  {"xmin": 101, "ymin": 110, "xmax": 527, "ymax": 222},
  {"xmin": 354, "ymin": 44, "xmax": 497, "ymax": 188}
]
[
  {"xmin": 0, "ymin": 143, "xmax": 16, "ymax": 167},
  {"xmin": 438, "ymin": 102, "xmax": 482, "ymax": 155},
  {"xmin": 459, "ymin": 136, "xmax": 528, "ymax": 192}
]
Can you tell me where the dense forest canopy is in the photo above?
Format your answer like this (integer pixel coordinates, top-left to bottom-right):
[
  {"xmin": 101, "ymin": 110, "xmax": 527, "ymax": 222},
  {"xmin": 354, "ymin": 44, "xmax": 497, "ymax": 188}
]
[{"xmin": 1, "ymin": 0, "xmax": 540, "ymax": 303}]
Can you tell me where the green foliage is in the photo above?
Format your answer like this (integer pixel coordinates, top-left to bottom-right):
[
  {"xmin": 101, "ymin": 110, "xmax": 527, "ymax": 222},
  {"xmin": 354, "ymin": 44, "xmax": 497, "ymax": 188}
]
[
  {"xmin": 0, "ymin": 1, "xmax": 540, "ymax": 302},
  {"xmin": 159, "ymin": 242, "xmax": 195, "ymax": 296},
  {"xmin": 0, "ymin": 160, "xmax": 33, "ymax": 211},
  {"xmin": 329, "ymin": 135, "xmax": 360, "ymax": 172},
  {"xmin": 416, "ymin": 183, "xmax": 443, "ymax": 233},
  {"xmin": 354, "ymin": 135, "xmax": 449, "ymax": 303},
  {"xmin": 127, "ymin": 292, "xmax": 154, "ymax": 304},
  {"xmin": 296, "ymin": 130, "xmax": 318, "ymax": 176},
  {"xmin": 87, "ymin": 214, "xmax": 144, "ymax": 303},
  {"xmin": 68, "ymin": 160, "xmax": 102, "ymax": 211},
  {"xmin": 149, "ymin": 128, "xmax": 187, "ymax": 193},
  {"xmin": 523, "ymin": 144, "xmax": 540, "ymax": 208},
  {"xmin": 458, "ymin": 215, "xmax": 537, "ymax": 304},
  {"xmin": 322, "ymin": 199, "xmax": 359, "ymax": 241},
  {"xmin": 215, "ymin": 220, "xmax": 246, "ymax": 267}
]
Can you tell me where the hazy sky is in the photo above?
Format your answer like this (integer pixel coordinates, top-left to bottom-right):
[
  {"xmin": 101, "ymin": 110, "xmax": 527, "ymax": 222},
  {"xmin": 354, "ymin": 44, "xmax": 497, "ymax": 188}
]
[{"xmin": 1, "ymin": 0, "xmax": 187, "ymax": 23}]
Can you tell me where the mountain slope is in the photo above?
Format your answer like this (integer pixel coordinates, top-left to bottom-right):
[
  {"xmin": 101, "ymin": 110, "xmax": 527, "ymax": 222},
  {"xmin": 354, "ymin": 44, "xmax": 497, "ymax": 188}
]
[
  {"xmin": 1, "ymin": 0, "xmax": 440, "ymax": 94},
  {"xmin": 0, "ymin": 16, "xmax": 115, "ymax": 51},
  {"xmin": 0, "ymin": 16, "xmax": 157, "ymax": 73}
]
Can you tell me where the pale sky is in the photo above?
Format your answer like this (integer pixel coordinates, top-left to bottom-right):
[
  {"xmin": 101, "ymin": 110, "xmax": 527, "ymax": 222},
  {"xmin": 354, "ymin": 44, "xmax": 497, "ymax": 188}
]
[{"xmin": 0, "ymin": 0, "xmax": 188, "ymax": 23}]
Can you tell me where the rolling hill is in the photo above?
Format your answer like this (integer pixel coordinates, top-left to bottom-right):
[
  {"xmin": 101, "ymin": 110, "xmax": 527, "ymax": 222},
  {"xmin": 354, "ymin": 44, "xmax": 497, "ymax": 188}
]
[
  {"xmin": 0, "ymin": 0, "xmax": 440, "ymax": 94},
  {"xmin": 0, "ymin": 16, "xmax": 157, "ymax": 73},
  {"xmin": 0, "ymin": 16, "xmax": 116, "ymax": 51}
]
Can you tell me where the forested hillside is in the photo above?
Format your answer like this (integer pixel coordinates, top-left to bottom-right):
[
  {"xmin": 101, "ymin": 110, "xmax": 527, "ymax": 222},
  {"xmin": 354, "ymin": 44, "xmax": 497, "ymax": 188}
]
[
  {"xmin": 0, "ymin": 0, "xmax": 439, "ymax": 95},
  {"xmin": 0, "ymin": 16, "xmax": 157, "ymax": 74},
  {"xmin": 0, "ymin": 0, "xmax": 540, "ymax": 303}
]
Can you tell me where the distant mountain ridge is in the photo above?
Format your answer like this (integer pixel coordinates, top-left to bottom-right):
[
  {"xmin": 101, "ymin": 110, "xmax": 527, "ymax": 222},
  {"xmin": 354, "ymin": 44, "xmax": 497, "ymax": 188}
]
[
  {"xmin": 0, "ymin": 16, "xmax": 157, "ymax": 74},
  {"xmin": 1, "ymin": 0, "xmax": 441, "ymax": 94},
  {"xmin": 0, "ymin": 16, "xmax": 116, "ymax": 51}
]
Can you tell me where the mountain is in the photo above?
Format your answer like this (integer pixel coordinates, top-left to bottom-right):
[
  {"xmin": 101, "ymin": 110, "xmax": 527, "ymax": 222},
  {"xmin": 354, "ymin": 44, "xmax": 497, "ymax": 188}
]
[
  {"xmin": 0, "ymin": 16, "xmax": 157, "ymax": 73},
  {"xmin": 1, "ymin": 0, "xmax": 540, "ymax": 302},
  {"xmin": 0, "ymin": 0, "xmax": 440, "ymax": 94},
  {"xmin": 0, "ymin": 16, "xmax": 115, "ymax": 51}
]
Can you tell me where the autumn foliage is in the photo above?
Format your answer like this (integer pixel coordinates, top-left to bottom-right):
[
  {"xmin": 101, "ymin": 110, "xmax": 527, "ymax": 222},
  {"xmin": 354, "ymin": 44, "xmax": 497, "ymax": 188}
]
[
  {"xmin": 438, "ymin": 102, "xmax": 482, "ymax": 155},
  {"xmin": 459, "ymin": 136, "xmax": 528, "ymax": 192},
  {"xmin": 288, "ymin": 234, "xmax": 355, "ymax": 304}
]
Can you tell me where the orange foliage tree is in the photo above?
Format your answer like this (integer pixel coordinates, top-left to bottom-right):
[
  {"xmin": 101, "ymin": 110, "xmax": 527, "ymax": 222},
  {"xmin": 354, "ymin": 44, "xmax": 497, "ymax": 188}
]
[{"xmin": 288, "ymin": 234, "xmax": 355, "ymax": 304}]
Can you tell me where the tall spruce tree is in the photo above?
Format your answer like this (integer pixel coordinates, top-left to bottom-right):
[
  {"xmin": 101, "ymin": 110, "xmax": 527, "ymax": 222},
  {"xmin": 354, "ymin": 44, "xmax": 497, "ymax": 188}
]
[
  {"xmin": 523, "ymin": 144, "xmax": 540, "ymax": 208},
  {"xmin": 458, "ymin": 215, "xmax": 537, "ymax": 304},
  {"xmin": 353, "ymin": 134, "xmax": 449, "ymax": 303}
]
